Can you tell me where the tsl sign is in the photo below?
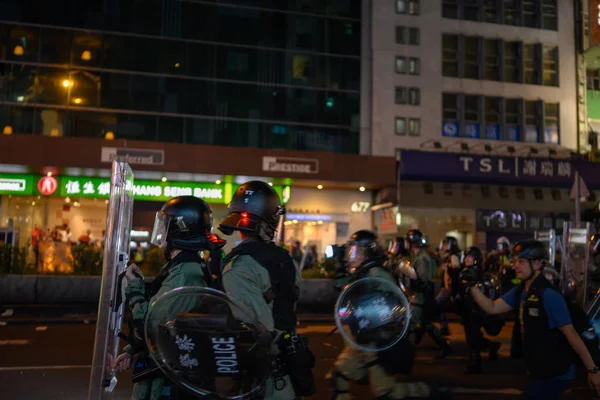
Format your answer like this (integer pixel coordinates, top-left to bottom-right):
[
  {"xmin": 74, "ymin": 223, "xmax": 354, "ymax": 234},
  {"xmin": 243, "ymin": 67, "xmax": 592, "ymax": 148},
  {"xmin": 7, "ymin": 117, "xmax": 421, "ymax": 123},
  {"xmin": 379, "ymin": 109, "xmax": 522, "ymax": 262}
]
[{"xmin": 262, "ymin": 156, "xmax": 319, "ymax": 174}]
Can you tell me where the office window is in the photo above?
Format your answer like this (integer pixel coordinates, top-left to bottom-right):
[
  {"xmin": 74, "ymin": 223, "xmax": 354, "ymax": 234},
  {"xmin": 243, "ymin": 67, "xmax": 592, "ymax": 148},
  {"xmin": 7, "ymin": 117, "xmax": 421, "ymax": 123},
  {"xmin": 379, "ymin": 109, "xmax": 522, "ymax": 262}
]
[
  {"xmin": 465, "ymin": 95, "xmax": 480, "ymax": 123},
  {"xmin": 408, "ymin": 88, "xmax": 420, "ymax": 105},
  {"xmin": 395, "ymin": 117, "xmax": 406, "ymax": 135},
  {"xmin": 588, "ymin": 69, "xmax": 600, "ymax": 90},
  {"xmin": 542, "ymin": 0, "xmax": 558, "ymax": 30},
  {"xmin": 544, "ymin": 103, "xmax": 559, "ymax": 144},
  {"xmin": 442, "ymin": 34, "xmax": 460, "ymax": 77},
  {"xmin": 396, "ymin": 26, "xmax": 407, "ymax": 44},
  {"xmin": 396, "ymin": 56, "xmax": 407, "ymax": 73},
  {"xmin": 395, "ymin": 86, "xmax": 407, "ymax": 104},
  {"xmin": 543, "ymin": 46, "xmax": 559, "ymax": 86},
  {"xmin": 408, "ymin": 28, "xmax": 420, "ymax": 45},
  {"xmin": 505, "ymin": 99, "xmax": 519, "ymax": 126},
  {"xmin": 523, "ymin": 44, "xmax": 537, "ymax": 84},
  {"xmin": 504, "ymin": 0, "xmax": 518, "ymax": 25},
  {"xmin": 464, "ymin": 0, "xmax": 480, "ymax": 21},
  {"xmin": 409, "ymin": 57, "xmax": 420, "ymax": 75},
  {"xmin": 464, "ymin": 36, "xmax": 481, "ymax": 79},
  {"xmin": 396, "ymin": 26, "xmax": 419, "ymax": 45},
  {"xmin": 485, "ymin": 97, "xmax": 501, "ymax": 124},
  {"xmin": 504, "ymin": 41, "xmax": 519, "ymax": 83},
  {"xmin": 483, "ymin": 0, "xmax": 500, "ymax": 23},
  {"xmin": 525, "ymin": 100, "xmax": 539, "ymax": 142},
  {"xmin": 443, "ymin": 93, "xmax": 459, "ymax": 120},
  {"xmin": 409, "ymin": 118, "xmax": 420, "ymax": 136},
  {"xmin": 397, "ymin": 0, "xmax": 420, "ymax": 15},
  {"xmin": 442, "ymin": 0, "xmax": 458, "ymax": 18},
  {"xmin": 484, "ymin": 39, "xmax": 501, "ymax": 81},
  {"xmin": 523, "ymin": 0, "xmax": 538, "ymax": 28}
]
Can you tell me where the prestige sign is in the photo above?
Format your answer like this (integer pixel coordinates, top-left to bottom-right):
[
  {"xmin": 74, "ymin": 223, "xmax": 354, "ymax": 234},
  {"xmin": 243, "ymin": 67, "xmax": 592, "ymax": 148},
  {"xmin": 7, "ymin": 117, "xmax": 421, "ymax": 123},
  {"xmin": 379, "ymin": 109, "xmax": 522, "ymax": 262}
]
[
  {"xmin": 262, "ymin": 156, "xmax": 318, "ymax": 174},
  {"xmin": 101, "ymin": 147, "xmax": 165, "ymax": 166}
]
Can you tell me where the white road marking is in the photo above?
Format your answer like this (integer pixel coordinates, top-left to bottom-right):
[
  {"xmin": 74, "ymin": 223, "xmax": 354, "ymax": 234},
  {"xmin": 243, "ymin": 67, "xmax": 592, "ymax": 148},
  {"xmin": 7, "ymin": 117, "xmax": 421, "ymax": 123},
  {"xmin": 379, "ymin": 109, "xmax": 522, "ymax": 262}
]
[
  {"xmin": 0, "ymin": 365, "xmax": 91, "ymax": 372},
  {"xmin": 35, "ymin": 326, "xmax": 48, "ymax": 331},
  {"xmin": 0, "ymin": 340, "xmax": 30, "ymax": 345}
]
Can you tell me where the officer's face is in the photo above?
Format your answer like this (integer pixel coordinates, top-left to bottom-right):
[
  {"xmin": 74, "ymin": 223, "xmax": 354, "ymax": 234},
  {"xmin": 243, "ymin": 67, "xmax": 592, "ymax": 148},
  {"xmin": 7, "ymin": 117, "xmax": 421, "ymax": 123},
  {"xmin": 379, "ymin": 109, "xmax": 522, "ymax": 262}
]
[{"xmin": 465, "ymin": 255, "xmax": 475, "ymax": 267}]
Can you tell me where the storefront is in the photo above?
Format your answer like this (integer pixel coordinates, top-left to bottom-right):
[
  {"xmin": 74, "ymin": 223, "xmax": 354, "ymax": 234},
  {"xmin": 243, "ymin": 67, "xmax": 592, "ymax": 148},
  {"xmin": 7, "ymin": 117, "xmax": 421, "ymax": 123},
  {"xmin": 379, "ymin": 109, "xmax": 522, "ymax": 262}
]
[
  {"xmin": 282, "ymin": 187, "xmax": 373, "ymax": 267},
  {"xmin": 0, "ymin": 171, "xmax": 290, "ymax": 256},
  {"xmin": 386, "ymin": 149, "xmax": 600, "ymax": 251}
]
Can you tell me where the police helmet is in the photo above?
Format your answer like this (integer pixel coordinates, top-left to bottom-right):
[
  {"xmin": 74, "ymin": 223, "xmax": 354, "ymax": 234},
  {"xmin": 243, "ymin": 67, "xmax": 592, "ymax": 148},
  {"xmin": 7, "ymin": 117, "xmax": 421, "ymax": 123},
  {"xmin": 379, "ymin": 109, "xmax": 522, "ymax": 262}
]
[
  {"xmin": 388, "ymin": 236, "xmax": 407, "ymax": 257},
  {"xmin": 150, "ymin": 196, "xmax": 226, "ymax": 252},
  {"xmin": 444, "ymin": 236, "xmax": 460, "ymax": 252},
  {"xmin": 496, "ymin": 236, "xmax": 510, "ymax": 253},
  {"xmin": 347, "ymin": 230, "xmax": 385, "ymax": 268},
  {"xmin": 512, "ymin": 240, "xmax": 547, "ymax": 261},
  {"xmin": 219, "ymin": 181, "xmax": 283, "ymax": 239},
  {"xmin": 406, "ymin": 229, "xmax": 426, "ymax": 248},
  {"xmin": 464, "ymin": 246, "xmax": 484, "ymax": 267}
]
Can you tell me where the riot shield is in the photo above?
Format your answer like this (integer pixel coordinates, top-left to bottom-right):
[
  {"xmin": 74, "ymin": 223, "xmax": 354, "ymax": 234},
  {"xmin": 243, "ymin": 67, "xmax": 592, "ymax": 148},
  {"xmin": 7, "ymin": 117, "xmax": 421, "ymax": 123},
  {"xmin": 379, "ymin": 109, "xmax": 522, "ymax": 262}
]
[
  {"xmin": 561, "ymin": 222, "xmax": 592, "ymax": 308},
  {"xmin": 88, "ymin": 161, "xmax": 135, "ymax": 400},
  {"xmin": 534, "ymin": 229, "xmax": 557, "ymax": 267},
  {"xmin": 335, "ymin": 277, "xmax": 411, "ymax": 352},
  {"xmin": 145, "ymin": 286, "xmax": 272, "ymax": 399}
]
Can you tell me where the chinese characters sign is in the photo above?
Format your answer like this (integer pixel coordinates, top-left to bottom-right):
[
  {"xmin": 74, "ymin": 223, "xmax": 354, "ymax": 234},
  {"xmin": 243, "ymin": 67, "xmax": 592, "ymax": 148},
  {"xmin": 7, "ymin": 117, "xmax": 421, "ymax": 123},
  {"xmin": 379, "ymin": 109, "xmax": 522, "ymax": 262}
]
[
  {"xmin": 0, "ymin": 173, "xmax": 289, "ymax": 204},
  {"xmin": 399, "ymin": 150, "xmax": 600, "ymax": 189},
  {"xmin": 476, "ymin": 209, "xmax": 572, "ymax": 233}
]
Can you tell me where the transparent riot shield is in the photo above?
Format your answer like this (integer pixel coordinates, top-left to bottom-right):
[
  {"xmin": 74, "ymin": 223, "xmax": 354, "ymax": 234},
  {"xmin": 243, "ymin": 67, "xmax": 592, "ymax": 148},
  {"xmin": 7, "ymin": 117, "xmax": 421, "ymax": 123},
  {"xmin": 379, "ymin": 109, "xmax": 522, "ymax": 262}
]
[
  {"xmin": 335, "ymin": 277, "xmax": 411, "ymax": 352},
  {"xmin": 561, "ymin": 222, "xmax": 592, "ymax": 308},
  {"xmin": 88, "ymin": 161, "xmax": 135, "ymax": 400},
  {"xmin": 145, "ymin": 286, "xmax": 272, "ymax": 399},
  {"xmin": 534, "ymin": 229, "xmax": 557, "ymax": 267}
]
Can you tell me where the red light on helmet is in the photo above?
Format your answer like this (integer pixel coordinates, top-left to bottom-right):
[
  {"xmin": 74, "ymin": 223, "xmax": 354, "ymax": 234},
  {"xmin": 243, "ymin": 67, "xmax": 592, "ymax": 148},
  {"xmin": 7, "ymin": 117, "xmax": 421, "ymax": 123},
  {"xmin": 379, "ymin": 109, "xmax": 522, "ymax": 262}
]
[{"xmin": 241, "ymin": 212, "xmax": 248, "ymax": 218}]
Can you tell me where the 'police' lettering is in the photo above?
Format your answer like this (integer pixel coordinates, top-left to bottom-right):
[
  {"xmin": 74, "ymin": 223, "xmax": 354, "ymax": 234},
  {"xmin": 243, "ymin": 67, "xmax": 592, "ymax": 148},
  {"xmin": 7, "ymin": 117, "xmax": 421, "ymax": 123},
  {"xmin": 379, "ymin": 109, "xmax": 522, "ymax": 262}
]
[{"xmin": 211, "ymin": 337, "xmax": 238, "ymax": 374}]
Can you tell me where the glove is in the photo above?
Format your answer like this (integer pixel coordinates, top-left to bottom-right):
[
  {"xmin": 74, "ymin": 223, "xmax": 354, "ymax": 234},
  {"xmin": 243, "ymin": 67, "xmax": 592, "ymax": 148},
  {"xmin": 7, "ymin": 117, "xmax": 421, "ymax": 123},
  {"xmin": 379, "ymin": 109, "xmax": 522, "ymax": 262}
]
[
  {"xmin": 459, "ymin": 267, "xmax": 483, "ymax": 286},
  {"xmin": 125, "ymin": 263, "xmax": 144, "ymax": 281}
]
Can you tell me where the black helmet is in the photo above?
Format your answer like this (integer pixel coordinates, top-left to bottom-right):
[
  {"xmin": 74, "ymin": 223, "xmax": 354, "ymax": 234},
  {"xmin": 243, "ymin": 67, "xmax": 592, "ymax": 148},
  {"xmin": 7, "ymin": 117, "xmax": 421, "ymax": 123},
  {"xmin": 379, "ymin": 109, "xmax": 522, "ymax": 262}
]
[
  {"xmin": 218, "ymin": 181, "xmax": 283, "ymax": 239},
  {"xmin": 150, "ymin": 196, "xmax": 226, "ymax": 252},
  {"xmin": 388, "ymin": 236, "xmax": 407, "ymax": 257},
  {"xmin": 444, "ymin": 236, "xmax": 460, "ymax": 252},
  {"xmin": 347, "ymin": 230, "xmax": 385, "ymax": 268},
  {"xmin": 406, "ymin": 229, "xmax": 425, "ymax": 247},
  {"xmin": 464, "ymin": 246, "xmax": 484, "ymax": 267},
  {"xmin": 512, "ymin": 240, "xmax": 547, "ymax": 261}
]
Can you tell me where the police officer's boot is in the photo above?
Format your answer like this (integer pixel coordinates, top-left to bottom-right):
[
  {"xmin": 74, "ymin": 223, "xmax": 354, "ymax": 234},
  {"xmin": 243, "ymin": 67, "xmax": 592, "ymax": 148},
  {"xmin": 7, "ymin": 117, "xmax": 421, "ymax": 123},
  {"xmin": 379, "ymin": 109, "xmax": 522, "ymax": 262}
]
[
  {"xmin": 487, "ymin": 341, "xmax": 501, "ymax": 361},
  {"xmin": 325, "ymin": 370, "xmax": 351, "ymax": 400},
  {"xmin": 464, "ymin": 351, "xmax": 482, "ymax": 374},
  {"xmin": 430, "ymin": 331, "xmax": 454, "ymax": 359}
]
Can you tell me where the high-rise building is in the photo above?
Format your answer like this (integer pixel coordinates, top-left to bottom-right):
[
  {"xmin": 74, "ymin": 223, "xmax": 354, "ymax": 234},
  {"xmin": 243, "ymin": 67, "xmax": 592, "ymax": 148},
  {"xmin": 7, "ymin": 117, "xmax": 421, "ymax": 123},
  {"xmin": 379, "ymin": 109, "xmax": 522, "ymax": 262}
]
[
  {"xmin": 0, "ymin": 0, "xmax": 393, "ymax": 260},
  {"xmin": 0, "ymin": 0, "xmax": 362, "ymax": 153},
  {"xmin": 364, "ymin": 0, "xmax": 600, "ymax": 247}
]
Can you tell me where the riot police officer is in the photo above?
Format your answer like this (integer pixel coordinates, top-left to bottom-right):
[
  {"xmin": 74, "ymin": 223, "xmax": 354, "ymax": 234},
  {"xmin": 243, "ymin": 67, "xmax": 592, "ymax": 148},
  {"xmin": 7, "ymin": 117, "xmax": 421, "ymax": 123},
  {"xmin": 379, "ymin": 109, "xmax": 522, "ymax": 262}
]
[
  {"xmin": 487, "ymin": 236, "xmax": 518, "ymax": 294},
  {"xmin": 218, "ymin": 180, "xmax": 313, "ymax": 400},
  {"xmin": 406, "ymin": 229, "xmax": 453, "ymax": 357},
  {"xmin": 327, "ymin": 230, "xmax": 433, "ymax": 400},
  {"xmin": 114, "ymin": 196, "xmax": 226, "ymax": 400},
  {"xmin": 437, "ymin": 236, "xmax": 461, "ymax": 336},
  {"xmin": 456, "ymin": 246, "xmax": 502, "ymax": 374}
]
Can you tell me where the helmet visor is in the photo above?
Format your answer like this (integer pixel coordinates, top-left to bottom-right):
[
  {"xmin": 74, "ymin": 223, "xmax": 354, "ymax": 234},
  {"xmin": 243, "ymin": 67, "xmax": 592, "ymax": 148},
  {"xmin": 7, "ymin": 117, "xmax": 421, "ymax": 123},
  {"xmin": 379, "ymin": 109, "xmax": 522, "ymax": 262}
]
[
  {"xmin": 348, "ymin": 244, "xmax": 367, "ymax": 269},
  {"xmin": 150, "ymin": 212, "xmax": 170, "ymax": 248}
]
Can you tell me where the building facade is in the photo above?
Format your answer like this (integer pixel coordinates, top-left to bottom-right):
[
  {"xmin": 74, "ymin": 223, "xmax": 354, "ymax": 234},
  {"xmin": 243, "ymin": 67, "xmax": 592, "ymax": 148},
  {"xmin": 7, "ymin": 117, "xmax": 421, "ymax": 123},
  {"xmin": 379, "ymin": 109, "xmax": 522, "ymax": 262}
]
[
  {"xmin": 366, "ymin": 0, "xmax": 573, "ymax": 155},
  {"xmin": 0, "ymin": 0, "xmax": 361, "ymax": 153},
  {"xmin": 363, "ymin": 1, "xmax": 600, "ymax": 249},
  {"xmin": 0, "ymin": 1, "xmax": 393, "ymax": 269}
]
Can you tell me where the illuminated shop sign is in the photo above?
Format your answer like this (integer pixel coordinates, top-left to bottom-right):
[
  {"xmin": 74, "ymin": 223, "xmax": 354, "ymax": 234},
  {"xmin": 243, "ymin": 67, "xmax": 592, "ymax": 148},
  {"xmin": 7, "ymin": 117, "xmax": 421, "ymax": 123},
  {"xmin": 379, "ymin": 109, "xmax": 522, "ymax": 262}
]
[{"xmin": 0, "ymin": 173, "xmax": 290, "ymax": 204}]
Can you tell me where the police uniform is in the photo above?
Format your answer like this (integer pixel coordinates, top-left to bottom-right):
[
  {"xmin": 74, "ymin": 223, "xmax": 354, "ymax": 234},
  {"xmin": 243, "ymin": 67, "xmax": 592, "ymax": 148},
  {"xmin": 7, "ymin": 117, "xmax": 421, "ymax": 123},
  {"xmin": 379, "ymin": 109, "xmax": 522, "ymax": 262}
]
[
  {"xmin": 120, "ymin": 196, "xmax": 226, "ymax": 400},
  {"xmin": 327, "ymin": 230, "xmax": 432, "ymax": 400},
  {"xmin": 219, "ymin": 180, "xmax": 313, "ymax": 400},
  {"xmin": 457, "ymin": 246, "xmax": 502, "ymax": 374},
  {"xmin": 405, "ymin": 230, "xmax": 453, "ymax": 357}
]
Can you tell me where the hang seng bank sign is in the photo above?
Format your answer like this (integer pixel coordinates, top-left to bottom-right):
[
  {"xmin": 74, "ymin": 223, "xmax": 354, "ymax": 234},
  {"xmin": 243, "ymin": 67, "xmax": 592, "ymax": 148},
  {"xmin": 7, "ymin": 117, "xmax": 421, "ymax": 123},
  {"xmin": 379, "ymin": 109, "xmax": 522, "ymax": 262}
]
[{"xmin": 0, "ymin": 174, "xmax": 288, "ymax": 204}]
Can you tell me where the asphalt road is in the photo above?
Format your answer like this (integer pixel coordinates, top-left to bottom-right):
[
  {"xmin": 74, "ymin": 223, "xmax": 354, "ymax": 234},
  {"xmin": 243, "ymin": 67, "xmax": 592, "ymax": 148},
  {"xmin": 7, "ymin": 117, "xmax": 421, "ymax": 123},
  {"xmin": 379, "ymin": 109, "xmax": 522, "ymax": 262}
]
[{"xmin": 0, "ymin": 317, "xmax": 597, "ymax": 400}]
